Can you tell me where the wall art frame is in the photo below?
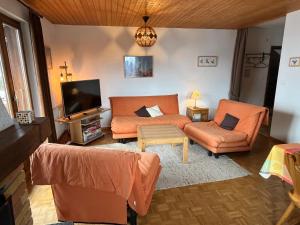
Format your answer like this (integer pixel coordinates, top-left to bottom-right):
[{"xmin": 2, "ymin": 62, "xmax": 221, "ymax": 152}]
[
  {"xmin": 197, "ymin": 56, "xmax": 218, "ymax": 67},
  {"xmin": 124, "ymin": 56, "xmax": 153, "ymax": 78}
]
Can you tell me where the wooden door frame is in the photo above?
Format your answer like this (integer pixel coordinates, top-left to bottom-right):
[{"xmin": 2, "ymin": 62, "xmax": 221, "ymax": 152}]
[
  {"xmin": 0, "ymin": 12, "xmax": 34, "ymax": 115},
  {"xmin": 263, "ymin": 45, "xmax": 282, "ymax": 109},
  {"xmin": 0, "ymin": 13, "xmax": 20, "ymax": 29},
  {"xmin": 0, "ymin": 17, "xmax": 18, "ymax": 114}
]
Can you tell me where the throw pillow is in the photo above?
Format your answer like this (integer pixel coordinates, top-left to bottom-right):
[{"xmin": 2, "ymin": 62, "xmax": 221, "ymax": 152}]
[
  {"xmin": 220, "ymin": 113, "xmax": 239, "ymax": 130},
  {"xmin": 135, "ymin": 106, "xmax": 151, "ymax": 117},
  {"xmin": 146, "ymin": 105, "xmax": 164, "ymax": 117}
]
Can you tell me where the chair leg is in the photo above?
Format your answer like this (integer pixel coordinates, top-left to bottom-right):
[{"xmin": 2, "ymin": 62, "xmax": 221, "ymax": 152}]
[
  {"xmin": 207, "ymin": 151, "xmax": 213, "ymax": 157},
  {"xmin": 214, "ymin": 153, "xmax": 219, "ymax": 159},
  {"xmin": 189, "ymin": 139, "xmax": 194, "ymax": 145},
  {"xmin": 128, "ymin": 206, "xmax": 137, "ymax": 225},
  {"xmin": 276, "ymin": 202, "xmax": 295, "ymax": 225}
]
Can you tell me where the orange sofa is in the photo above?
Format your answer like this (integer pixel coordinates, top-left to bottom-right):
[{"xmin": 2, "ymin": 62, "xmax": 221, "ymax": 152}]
[
  {"xmin": 184, "ymin": 99, "xmax": 268, "ymax": 158},
  {"xmin": 110, "ymin": 94, "xmax": 191, "ymax": 140},
  {"xmin": 31, "ymin": 143, "xmax": 161, "ymax": 225}
]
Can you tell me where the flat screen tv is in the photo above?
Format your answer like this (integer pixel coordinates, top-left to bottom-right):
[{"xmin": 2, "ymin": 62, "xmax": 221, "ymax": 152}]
[{"xmin": 61, "ymin": 79, "xmax": 102, "ymax": 117}]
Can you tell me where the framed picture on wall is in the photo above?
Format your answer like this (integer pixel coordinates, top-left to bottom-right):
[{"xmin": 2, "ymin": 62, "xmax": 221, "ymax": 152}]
[
  {"xmin": 289, "ymin": 57, "xmax": 300, "ymax": 67},
  {"xmin": 45, "ymin": 46, "xmax": 53, "ymax": 70},
  {"xmin": 197, "ymin": 56, "xmax": 218, "ymax": 67},
  {"xmin": 124, "ymin": 56, "xmax": 153, "ymax": 78}
]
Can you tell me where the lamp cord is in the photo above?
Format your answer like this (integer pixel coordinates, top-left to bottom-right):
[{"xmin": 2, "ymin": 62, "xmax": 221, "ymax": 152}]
[{"xmin": 145, "ymin": 0, "xmax": 148, "ymax": 16}]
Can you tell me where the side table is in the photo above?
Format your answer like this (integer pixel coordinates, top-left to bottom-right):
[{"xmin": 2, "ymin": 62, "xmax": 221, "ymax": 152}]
[{"xmin": 186, "ymin": 106, "xmax": 209, "ymax": 122}]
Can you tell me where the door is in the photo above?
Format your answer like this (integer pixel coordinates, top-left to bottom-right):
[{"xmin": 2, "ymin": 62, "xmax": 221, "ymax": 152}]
[
  {"xmin": 264, "ymin": 46, "xmax": 281, "ymax": 115},
  {"xmin": 0, "ymin": 14, "xmax": 32, "ymax": 116}
]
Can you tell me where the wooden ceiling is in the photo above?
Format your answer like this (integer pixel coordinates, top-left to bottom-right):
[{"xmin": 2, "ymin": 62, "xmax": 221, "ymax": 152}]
[{"xmin": 21, "ymin": 0, "xmax": 300, "ymax": 29}]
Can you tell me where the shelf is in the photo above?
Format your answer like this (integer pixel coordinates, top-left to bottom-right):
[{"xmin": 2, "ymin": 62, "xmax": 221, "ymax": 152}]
[
  {"xmin": 0, "ymin": 118, "xmax": 51, "ymax": 181},
  {"xmin": 81, "ymin": 118, "xmax": 102, "ymax": 126},
  {"xmin": 56, "ymin": 108, "xmax": 110, "ymax": 124},
  {"xmin": 60, "ymin": 108, "xmax": 108, "ymax": 145}
]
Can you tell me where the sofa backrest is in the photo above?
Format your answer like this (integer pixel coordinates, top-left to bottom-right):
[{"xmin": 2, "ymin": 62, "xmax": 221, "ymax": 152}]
[
  {"xmin": 109, "ymin": 94, "xmax": 179, "ymax": 117},
  {"xmin": 31, "ymin": 143, "xmax": 142, "ymax": 199},
  {"xmin": 214, "ymin": 99, "xmax": 268, "ymax": 147}
]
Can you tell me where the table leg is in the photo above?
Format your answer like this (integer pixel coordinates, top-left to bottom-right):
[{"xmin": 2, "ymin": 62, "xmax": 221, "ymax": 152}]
[
  {"xmin": 203, "ymin": 113, "xmax": 208, "ymax": 122},
  {"xmin": 183, "ymin": 137, "xmax": 189, "ymax": 163},
  {"xmin": 276, "ymin": 202, "xmax": 295, "ymax": 225},
  {"xmin": 137, "ymin": 138, "xmax": 142, "ymax": 149},
  {"xmin": 141, "ymin": 141, "xmax": 146, "ymax": 152}
]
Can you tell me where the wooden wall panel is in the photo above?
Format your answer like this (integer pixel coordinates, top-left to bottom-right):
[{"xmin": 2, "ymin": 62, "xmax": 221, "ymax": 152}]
[{"xmin": 20, "ymin": 0, "xmax": 300, "ymax": 28}]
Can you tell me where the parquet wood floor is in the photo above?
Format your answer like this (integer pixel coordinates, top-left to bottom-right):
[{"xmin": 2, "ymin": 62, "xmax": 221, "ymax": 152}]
[{"xmin": 29, "ymin": 131, "xmax": 300, "ymax": 225}]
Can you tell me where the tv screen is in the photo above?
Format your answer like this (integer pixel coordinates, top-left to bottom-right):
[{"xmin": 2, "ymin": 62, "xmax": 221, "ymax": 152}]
[{"xmin": 61, "ymin": 79, "xmax": 102, "ymax": 117}]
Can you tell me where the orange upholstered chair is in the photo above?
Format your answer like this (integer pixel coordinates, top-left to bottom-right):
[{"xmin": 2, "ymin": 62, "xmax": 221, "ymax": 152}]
[
  {"xmin": 184, "ymin": 99, "xmax": 268, "ymax": 158},
  {"xmin": 31, "ymin": 143, "xmax": 161, "ymax": 225}
]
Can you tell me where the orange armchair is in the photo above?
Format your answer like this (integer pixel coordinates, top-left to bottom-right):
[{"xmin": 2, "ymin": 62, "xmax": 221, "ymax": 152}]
[
  {"xmin": 184, "ymin": 99, "xmax": 268, "ymax": 158},
  {"xmin": 31, "ymin": 143, "xmax": 161, "ymax": 225}
]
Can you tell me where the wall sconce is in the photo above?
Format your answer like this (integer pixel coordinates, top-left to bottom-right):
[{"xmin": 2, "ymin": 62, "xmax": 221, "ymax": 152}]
[{"xmin": 59, "ymin": 61, "xmax": 72, "ymax": 82}]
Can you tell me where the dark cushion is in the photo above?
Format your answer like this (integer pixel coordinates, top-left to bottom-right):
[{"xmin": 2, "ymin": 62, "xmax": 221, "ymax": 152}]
[
  {"xmin": 135, "ymin": 106, "xmax": 151, "ymax": 117},
  {"xmin": 220, "ymin": 113, "xmax": 239, "ymax": 130}
]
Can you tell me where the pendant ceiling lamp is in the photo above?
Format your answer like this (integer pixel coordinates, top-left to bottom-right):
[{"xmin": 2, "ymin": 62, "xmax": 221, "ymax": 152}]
[{"xmin": 135, "ymin": 1, "xmax": 157, "ymax": 47}]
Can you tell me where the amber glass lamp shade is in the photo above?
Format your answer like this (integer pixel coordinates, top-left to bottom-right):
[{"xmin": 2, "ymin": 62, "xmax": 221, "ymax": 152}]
[{"xmin": 135, "ymin": 16, "xmax": 157, "ymax": 47}]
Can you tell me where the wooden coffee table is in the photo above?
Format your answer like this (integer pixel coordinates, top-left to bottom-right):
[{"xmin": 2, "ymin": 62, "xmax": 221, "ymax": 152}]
[{"xmin": 137, "ymin": 124, "xmax": 189, "ymax": 163}]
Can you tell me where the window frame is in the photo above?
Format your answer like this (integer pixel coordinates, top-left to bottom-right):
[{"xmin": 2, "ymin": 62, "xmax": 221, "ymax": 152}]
[{"xmin": 0, "ymin": 12, "xmax": 33, "ymax": 116}]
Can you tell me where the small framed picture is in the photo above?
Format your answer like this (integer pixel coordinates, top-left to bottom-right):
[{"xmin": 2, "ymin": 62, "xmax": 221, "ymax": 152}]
[
  {"xmin": 289, "ymin": 57, "xmax": 300, "ymax": 67},
  {"xmin": 198, "ymin": 56, "xmax": 218, "ymax": 67},
  {"xmin": 45, "ymin": 46, "xmax": 53, "ymax": 70}
]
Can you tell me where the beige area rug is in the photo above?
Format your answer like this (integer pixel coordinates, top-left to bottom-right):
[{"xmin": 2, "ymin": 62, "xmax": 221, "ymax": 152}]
[{"xmin": 95, "ymin": 142, "xmax": 251, "ymax": 190}]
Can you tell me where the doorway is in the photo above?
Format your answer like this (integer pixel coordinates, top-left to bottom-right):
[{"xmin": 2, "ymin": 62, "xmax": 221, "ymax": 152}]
[
  {"xmin": 264, "ymin": 46, "xmax": 281, "ymax": 118},
  {"xmin": 239, "ymin": 24, "xmax": 285, "ymax": 136}
]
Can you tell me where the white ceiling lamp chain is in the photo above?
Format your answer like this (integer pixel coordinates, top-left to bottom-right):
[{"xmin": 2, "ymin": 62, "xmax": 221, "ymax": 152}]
[{"xmin": 135, "ymin": 0, "xmax": 157, "ymax": 47}]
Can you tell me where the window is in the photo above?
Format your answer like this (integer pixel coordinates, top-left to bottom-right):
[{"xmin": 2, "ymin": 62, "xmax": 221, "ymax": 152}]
[
  {"xmin": 0, "ymin": 50, "xmax": 12, "ymax": 114},
  {"xmin": 0, "ymin": 13, "xmax": 32, "ymax": 116}
]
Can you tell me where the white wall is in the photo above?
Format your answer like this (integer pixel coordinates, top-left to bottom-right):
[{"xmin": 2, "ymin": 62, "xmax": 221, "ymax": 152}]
[
  {"xmin": 271, "ymin": 10, "xmax": 300, "ymax": 142},
  {"xmin": 42, "ymin": 20, "xmax": 237, "ymax": 128},
  {"xmin": 240, "ymin": 27, "xmax": 284, "ymax": 106}
]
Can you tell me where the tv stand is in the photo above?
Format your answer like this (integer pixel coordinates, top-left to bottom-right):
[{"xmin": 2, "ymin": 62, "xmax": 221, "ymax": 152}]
[{"xmin": 56, "ymin": 108, "xmax": 110, "ymax": 145}]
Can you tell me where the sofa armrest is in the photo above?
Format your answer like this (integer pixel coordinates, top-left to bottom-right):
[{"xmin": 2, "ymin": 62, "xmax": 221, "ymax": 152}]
[{"xmin": 128, "ymin": 152, "xmax": 161, "ymax": 216}]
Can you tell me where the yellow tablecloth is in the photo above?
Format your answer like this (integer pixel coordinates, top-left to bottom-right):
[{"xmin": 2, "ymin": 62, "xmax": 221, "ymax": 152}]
[{"xmin": 259, "ymin": 144, "xmax": 300, "ymax": 185}]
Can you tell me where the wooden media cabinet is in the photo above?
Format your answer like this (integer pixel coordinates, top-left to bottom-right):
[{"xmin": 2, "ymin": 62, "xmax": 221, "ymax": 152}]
[{"xmin": 57, "ymin": 108, "xmax": 110, "ymax": 145}]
